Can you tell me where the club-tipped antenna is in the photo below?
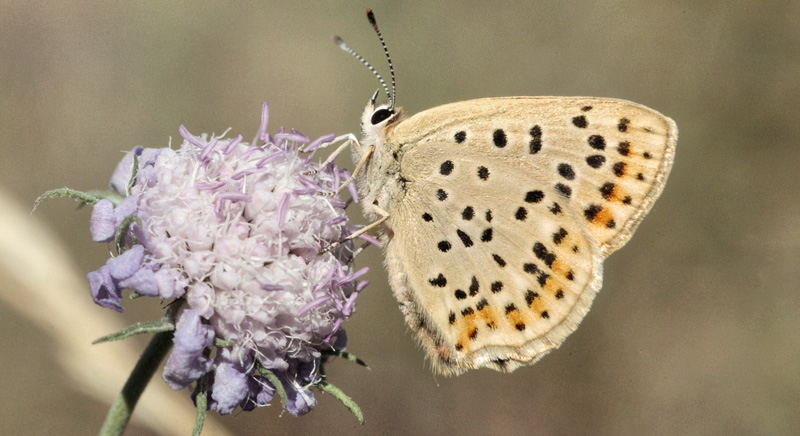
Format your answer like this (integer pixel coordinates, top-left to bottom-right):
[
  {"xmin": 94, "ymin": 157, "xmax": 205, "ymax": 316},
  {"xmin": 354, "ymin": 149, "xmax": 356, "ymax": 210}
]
[
  {"xmin": 366, "ymin": 8, "xmax": 396, "ymax": 110},
  {"xmin": 333, "ymin": 35, "xmax": 392, "ymax": 106}
]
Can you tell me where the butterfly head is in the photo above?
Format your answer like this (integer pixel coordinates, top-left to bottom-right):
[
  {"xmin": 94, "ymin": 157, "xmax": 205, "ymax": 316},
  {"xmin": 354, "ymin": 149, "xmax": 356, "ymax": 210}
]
[{"xmin": 360, "ymin": 88, "xmax": 403, "ymax": 146}]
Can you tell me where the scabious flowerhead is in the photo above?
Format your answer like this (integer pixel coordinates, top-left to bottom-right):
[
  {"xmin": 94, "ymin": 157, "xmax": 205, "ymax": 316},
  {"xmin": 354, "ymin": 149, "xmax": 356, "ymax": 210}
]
[{"xmin": 88, "ymin": 103, "xmax": 369, "ymax": 415}]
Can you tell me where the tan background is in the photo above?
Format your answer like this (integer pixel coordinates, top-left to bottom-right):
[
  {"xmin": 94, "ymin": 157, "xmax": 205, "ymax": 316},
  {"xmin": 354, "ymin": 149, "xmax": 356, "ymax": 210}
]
[{"xmin": 2, "ymin": 1, "xmax": 799, "ymax": 435}]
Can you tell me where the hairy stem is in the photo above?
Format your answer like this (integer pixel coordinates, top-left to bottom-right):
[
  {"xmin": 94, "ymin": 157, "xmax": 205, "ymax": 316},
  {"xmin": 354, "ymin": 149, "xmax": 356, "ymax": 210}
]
[{"xmin": 98, "ymin": 330, "xmax": 174, "ymax": 436}]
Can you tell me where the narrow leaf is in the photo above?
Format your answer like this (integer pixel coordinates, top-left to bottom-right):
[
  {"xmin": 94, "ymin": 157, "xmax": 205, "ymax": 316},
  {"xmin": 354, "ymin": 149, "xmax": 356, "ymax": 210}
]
[
  {"xmin": 317, "ymin": 380, "xmax": 364, "ymax": 424},
  {"xmin": 193, "ymin": 374, "xmax": 209, "ymax": 436},
  {"xmin": 85, "ymin": 190, "xmax": 125, "ymax": 205},
  {"xmin": 93, "ymin": 317, "xmax": 175, "ymax": 344},
  {"xmin": 214, "ymin": 338, "xmax": 237, "ymax": 347},
  {"xmin": 127, "ymin": 152, "xmax": 140, "ymax": 194},
  {"xmin": 255, "ymin": 365, "xmax": 288, "ymax": 409},
  {"xmin": 32, "ymin": 188, "xmax": 101, "ymax": 212},
  {"xmin": 321, "ymin": 349, "xmax": 369, "ymax": 368},
  {"xmin": 115, "ymin": 214, "xmax": 142, "ymax": 254}
]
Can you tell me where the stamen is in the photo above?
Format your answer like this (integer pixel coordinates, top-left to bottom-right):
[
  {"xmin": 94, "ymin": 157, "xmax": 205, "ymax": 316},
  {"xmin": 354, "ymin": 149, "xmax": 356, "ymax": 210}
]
[
  {"xmin": 357, "ymin": 232, "xmax": 382, "ymax": 248},
  {"xmin": 326, "ymin": 216, "xmax": 348, "ymax": 226},
  {"xmin": 260, "ymin": 284, "xmax": 284, "ymax": 291},
  {"xmin": 258, "ymin": 102, "xmax": 270, "ymax": 142},
  {"xmin": 232, "ymin": 167, "xmax": 266, "ymax": 180},
  {"xmin": 274, "ymin": 131, "xmax": 310, "ymax": 144},
  {"xmin": 297, "ymin": 296, "xmax": 333, "ymax": 318},
  {"xmin": 304, "ymin": 133, "xmax": 337, "ymax": 152},
  {"xmin": 256, "ymin": 153, "xmax": 283, "ymax": 168},
  {"xmin": 179, "ymin": 125, "xmax": 205, "ymax": 148},
  {"xmin": 195, "ymin": 181, "xmax": 227, "ymax": 191},
  {"xmin": 339, "ymin": 267, "xmax": 369, "ymax": 285},
  {"xmin": 277, "ymin": 193, "xmax": 291, "ymax": 228},
  {"xmin": 199, "ymin": 139, "xmax": 219, "ymax": 161},
  {"xmin": 223, "ymin": 135, "xmax": 243, "ymax": 154}
]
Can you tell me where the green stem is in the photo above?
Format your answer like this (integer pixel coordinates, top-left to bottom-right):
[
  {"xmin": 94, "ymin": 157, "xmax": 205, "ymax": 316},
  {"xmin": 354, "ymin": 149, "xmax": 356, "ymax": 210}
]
[{"xmin": 98, "ymin": 330, "xmax": 175, "ymax": 436}]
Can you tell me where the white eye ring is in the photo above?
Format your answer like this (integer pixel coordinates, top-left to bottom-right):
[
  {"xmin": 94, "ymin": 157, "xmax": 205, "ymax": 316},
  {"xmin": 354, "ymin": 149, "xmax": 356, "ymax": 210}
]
[{"xmin": 370, "ymin": 106, "xmax": 394, "ymax": 125}]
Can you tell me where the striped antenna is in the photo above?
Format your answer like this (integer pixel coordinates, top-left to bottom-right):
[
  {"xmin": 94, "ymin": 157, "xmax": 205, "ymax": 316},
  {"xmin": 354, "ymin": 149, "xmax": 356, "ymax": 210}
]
[
  {"xmin": 366, "ymin": 8, "xmax": 396, "ymax": 110},
  {"xmin": 333, "ymin": 35, "xmax": 392, "ymax": 105}
]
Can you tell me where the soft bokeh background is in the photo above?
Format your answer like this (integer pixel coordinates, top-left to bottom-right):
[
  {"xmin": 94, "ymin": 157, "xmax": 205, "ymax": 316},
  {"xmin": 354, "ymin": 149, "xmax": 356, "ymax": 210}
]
[{"xmin": 2, "ymin": 1, "xmax": 798, "ymax": 435}]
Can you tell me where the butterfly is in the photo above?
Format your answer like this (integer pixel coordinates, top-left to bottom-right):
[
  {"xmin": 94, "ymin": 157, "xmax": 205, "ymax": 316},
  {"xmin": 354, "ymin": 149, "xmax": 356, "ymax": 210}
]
[{"xmin": 332, "ymin": 9, "xmax": 677, "ymax": 375}]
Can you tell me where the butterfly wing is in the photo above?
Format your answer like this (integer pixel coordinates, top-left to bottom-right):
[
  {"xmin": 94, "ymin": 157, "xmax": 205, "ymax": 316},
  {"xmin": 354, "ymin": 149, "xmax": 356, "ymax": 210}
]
[
  {"xmin": 382, "ymin": 97, "xmax": 676, "ymax": 374},
  {"xmin": 390, "ymin": 97, "xmax": 677, "ymax": 256}
]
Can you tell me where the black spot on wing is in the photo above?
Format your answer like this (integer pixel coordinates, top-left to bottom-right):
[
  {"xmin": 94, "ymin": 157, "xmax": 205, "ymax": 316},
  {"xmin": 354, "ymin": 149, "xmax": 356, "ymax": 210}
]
[
  {"xmin": 617, "ymin": 141, "xmax": 631, "ymax": 156},
  {"xmin": 555, "ymin": 183, "xmax": 572, "ymax": 198},
  {"xmin": 586, "ymin": 155, "xmax": 605, "ymax": 168},
  {"xmin": 557, "ymin": 163, "xmax": 575, "ymax": 180},
  {"xmin": 588, "ymin": 135, "xmax": 606, "ymax": 150},
  {"xmin": 462, "ymin": 206, "xmax": 474, "ymax": 221},
  {"xmin": 440, "ymin": 160, "xmax": 454, "ymax": 175},
  {"xmin": 529, "ymin": 125, "xmax": 542, "ymax": 154},
  {"xmin": 457, "ymin": 229, "xmax": 474, "ymax": 247},
  {"xmin": 429, "ymin": 274, "xmax": 447, "ymax": 287},
  {"xmin": 533, "ymin": 242, "xmax": 556, "ymax": 268},
  {"xmin": 493, "ymin": 129, "xmax": 507, "ymax": 148},
  {"xmin": 469, "ymin": 276, "xmax": 479, "ymax": 296},
  {"xmin": 525, "ymin": 190, "xmax": 544, "ymax": 203}
]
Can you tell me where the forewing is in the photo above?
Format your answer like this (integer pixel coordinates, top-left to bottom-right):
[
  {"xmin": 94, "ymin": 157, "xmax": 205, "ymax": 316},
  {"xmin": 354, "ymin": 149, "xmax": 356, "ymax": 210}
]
[
  {"xmin": 384, "ymin": 144, "xmax": 604, "ymax": 375},
  {"xmin": 390, "ymin": 97, "xmax": 677, "ymax": 256}
]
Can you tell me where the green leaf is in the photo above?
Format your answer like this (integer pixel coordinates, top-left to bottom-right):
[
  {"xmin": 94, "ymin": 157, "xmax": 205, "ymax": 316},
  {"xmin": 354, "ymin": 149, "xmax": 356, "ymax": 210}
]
[
  {"xmin": 321, "ymin": 349, "xmax": 369, "ymax": 368},
  {"xmin": 255, "ymin": 365, "xmax": 288, "ymax": 409},
  {"xmin": 32, "ymin": 187, "xmax": 101, "ymax": 213},
  {"xmin": 127, "ymin": 152, "xmax": 140, "ymax": 194},
  {"xmin": 193, "ymin": 374, "xmax": 209, "ymax": 436},
  {"xmin": 317, "ymin": 380, "xmax": 365, "ymax": 424},
  {"xmin": 214, "ymin": 338, "xmax": 237, "ymax": 347},
  {"xmin": 84, "ymin": 190, "xmax": 125, "ymax": 205},
  {"xmin": 93, "ymin": 317, "xmax": 175, "ymax": 344},
  {"xmin": 115, "ymin": 214, "xmax": 142, "ymax": 254}
]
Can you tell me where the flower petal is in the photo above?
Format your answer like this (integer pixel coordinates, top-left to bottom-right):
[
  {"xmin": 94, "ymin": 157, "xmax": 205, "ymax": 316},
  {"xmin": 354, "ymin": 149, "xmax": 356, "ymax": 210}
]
[
  {"xmin": 118, "ymin": 267, "xmax": 159, "ymax": 296},
  {"xmin": 283, "ymin": 377, "xmax": 316, "ymax": 416},
  {"xmin": 107, "ymin": 244, "xmax": 145, "ymax": 280},
  {"xmin": 90, "ymin": 199, "xmax": 116, "ymax": 242},
  {"xmin": 163, "ymin": 309, "xmax": 214, "ymax": 390},
  {"xmin": 210, "ymin": 348, "xmax": 253, "ymax": 415},
  {"xmin": 110, "ymin": 147, "xmax": 142, "ymax": 195},
  {"xmin": 88, "ymin": 265, "xmax": 124, "ymax": 312},
  {"xmin": 113, "ymin": 194, "xmax": 140, "ymax": 228}
]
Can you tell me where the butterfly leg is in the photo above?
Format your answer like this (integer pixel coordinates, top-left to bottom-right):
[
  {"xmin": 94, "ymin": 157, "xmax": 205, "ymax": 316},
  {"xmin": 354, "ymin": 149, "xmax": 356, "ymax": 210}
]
[
  {"xmin": 335, "ymin": 144, "xmax": 374, "ymax": 195},
  {"xmin": 309, "ymin": 133, "xmax": 360, "ymax": 173},
  {"xmin": 313, "ymin": 143, "xmax": 375, "ymax": 198},
  {"xmin": 321, "ymin": 204, "xmax": 388, "ymax": 254}
]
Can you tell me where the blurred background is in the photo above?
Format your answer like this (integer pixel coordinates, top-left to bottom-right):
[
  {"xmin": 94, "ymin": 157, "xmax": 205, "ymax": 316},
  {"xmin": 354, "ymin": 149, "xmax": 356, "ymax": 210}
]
[{"xmin": 2, "ymin": 1, "xmax": 799, "ymax": 435}]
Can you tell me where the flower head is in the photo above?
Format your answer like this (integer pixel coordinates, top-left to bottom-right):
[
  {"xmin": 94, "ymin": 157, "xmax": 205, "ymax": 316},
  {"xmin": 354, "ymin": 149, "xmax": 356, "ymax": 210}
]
[{"xmin": 87, "ymin": 103, "xmax": 368, "ymax": 415}]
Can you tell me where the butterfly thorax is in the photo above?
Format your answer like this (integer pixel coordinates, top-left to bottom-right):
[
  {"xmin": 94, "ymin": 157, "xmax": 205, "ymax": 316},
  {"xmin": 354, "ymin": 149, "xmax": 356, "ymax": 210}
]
[{"xmin": 353, "ymin": 102, "xmax": 407, "ymax": 223}]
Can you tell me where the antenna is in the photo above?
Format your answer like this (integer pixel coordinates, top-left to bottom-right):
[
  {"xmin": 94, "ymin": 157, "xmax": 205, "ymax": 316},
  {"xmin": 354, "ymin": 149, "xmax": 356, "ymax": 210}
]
[
  {"xmin": 333, "ymin": 35, "xmax": 392, "ymax": 105},
  {"xmin": 366, "ymin": 8, "xmax": 396, "ymax": 110},
  {"xmin": 333, "ymin": 8, "xmax": 397, "ymax": 109}
]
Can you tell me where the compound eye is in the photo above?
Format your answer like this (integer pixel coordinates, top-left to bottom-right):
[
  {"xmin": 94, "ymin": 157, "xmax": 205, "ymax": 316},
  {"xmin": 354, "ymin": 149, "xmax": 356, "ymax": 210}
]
[{"xmin": 370, "ymin": 108, "xmax": 393, "ymax": 125}]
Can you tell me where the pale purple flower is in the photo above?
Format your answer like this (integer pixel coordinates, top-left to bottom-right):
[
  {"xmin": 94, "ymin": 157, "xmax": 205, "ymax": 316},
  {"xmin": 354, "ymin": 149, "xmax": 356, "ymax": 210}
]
[
  {"xmin": 87, "ymin": 103, "xmax": 369, "ymax": 416},
  {"xmin": 163, "ymin": 309, "xmax": 215, "ymax": 390}
]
